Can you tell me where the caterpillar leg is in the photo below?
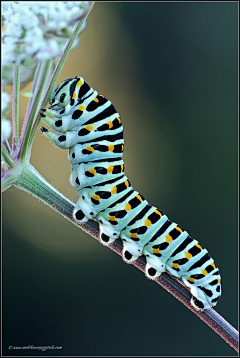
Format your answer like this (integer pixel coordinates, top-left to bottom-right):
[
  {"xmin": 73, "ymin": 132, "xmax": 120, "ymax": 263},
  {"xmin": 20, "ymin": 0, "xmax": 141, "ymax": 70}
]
[
  {"xmin": 186, "ymin": 280, "xmax": 221, "ymax": 311},
  {"xmin": 121, "ymin": 240, "xmax": 142, "ymax": 264}
]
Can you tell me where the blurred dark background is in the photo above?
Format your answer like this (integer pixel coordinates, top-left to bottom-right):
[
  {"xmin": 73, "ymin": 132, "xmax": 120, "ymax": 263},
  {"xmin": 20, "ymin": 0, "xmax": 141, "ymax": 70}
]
[{"xmin": 2, "ymin": 2, "xmax": 238, "ymax": 356}]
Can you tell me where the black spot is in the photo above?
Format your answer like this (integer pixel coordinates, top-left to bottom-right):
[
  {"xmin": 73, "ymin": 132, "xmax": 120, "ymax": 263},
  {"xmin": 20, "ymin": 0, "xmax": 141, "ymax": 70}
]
[
  {"xmin": 101, "ymin": 233, "xmax": 110, "ymax": 243},
  {"xmin": 55, "ymin": 120, "xmax": 62, "ymax": 127},
  {"xmin": 72, "ymin": 153, "xmax": 75, "ymax": 158},
  {"xmin": 198, "ymin": 286, "xmax": 213, "ymax": 297},
  {"xmin": 216, "ymin": 285, "xmax": 221, "ymax": 292},
  {"xmin": 192, "ymin": 297, "xmax": 204, "ymax": 309},
  {"xmin": 70, "ymin": 99, "xmax": 75, "ymax": 106},
  {"xmin": 78, "ymin": 128, "xmax": 90, "ymax": 136},
  {"xmin": 75, "ymin": 210, "xmax": 85, "ymax": 221},
  {"xmin": 212, "ymin": 296, "xmax": 220, "ymax": 303},
  {"xmin": 75, "ymin": 177, "xmax": 80, "ymax": 185},
  {"xmin": 60, "ymin": 93, "xmax": 66, "ymax": 103},
  {"xmin": 95, "ymin": 191, "xmax": 111, "ymax": 199},
  {"xmin": 209, "ymin": 279, "xmax": 219, "ymax": 286},
  {"xmin": 172, "ymin": 258, "xmax": 188, "ymax": 265},
  {"xmin": 190, "ymin": 274, "xmax": 205, "ymax": 280},
  {"xmin": 148, "ymin": 267, "xmax": 157, "ymax": 276},
  {"xmin": 90, "ymin": 212, "xmax": 94, "ymax": 215},
  {"xmin": 158, "ymin": 242, "xmax": 169, "ymax": 250},
  {"xmin": 82, "ymin": 196, "xmax": 85, "ymax": 200},
  {"xmin": 58, "ymin": 135, "xmax": 66, "ymax": 142},
  {"xmin": 97, "ymin": 123, "xmax": 109, "ymax": 131},
  {"xmin": 99, "ymin": 220, "xmax": 103, "ymax": 224},
  {"xmin": 60, "ymin": 110, "xmax": 65, "ymax": 115},
  {"xmin": 124, "ymin": 251, "xmax": 132, "ymax": 260},
  {"xmin": 85, "ymin": 171, "xmax": 95, "ymax": 177},
  {"xmin": 72, "ymin": 109, "xmax": 83, "ymax": 120},
  {"xmin": 91, "ymin": 198, "xmax": 100, "ymax": 205},
  {"xmin": 96, "ymin": 167, "xmax": 107, "ymax": 174},
  {"xmin": 40, "ymin": 126, "xmax": 48, "ymax": 132}
]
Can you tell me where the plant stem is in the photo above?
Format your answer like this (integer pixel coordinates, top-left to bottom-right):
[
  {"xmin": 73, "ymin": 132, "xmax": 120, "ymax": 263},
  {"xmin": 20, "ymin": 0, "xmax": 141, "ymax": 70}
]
[
  {"xmin": 13, "ymin": 163, "xmax": 238, "ymax": 352},
  {"xmin": 12, "ymin": 47, "xmax": 21, "ymax": 151},
  {"xmin": 1, "ymin": 144, "xmax": 14, "ymax": 169},
  {"xmin": 18, "ymin": 60, "xmax": 52, "ymax": 162},
  {"xmin": 1, "ymin": 171, "xmax": 16, "ymax": 192}
]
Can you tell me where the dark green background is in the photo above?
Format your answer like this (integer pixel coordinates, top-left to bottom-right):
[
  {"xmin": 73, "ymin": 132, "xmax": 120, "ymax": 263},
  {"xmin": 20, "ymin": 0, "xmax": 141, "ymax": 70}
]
[{"xmin": 2, "ymin": 2, "xmax": 238, "ymax": 356}]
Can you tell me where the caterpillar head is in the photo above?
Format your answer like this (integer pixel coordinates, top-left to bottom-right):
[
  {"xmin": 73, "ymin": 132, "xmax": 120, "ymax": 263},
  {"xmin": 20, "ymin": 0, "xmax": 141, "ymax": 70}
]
[
  {"xmin": 49, "ymin": 76, "xmax": 87, "ymax": 114},
  {"xmin": 49, "ymin": 77, "xmax": 75, "ymax": 107}
]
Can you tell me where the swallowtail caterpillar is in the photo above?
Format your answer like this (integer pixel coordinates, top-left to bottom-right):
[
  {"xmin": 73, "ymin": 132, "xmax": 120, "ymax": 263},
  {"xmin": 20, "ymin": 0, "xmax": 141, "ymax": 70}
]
[{"xmin": 40, "ymin": 76, "xmax": 221, "ymax": 311}]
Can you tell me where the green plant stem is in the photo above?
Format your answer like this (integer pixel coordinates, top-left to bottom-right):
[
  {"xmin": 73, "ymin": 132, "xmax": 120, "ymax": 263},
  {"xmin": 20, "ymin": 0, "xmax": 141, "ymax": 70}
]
[
  {"xmin": 1, "ymin": 171, "xmax": 16, "ymax": 192},
  {"xmin": 1, "ymin": 144, "xmax": 14, "ymax": 169},
  {"xmin": 12, "ymin": 49, "xmax": 21, "ymax": 151},
  {"xmin": 18, "ymin": 60, "xmax": 52, "ymax": 162},
  {"xmin": 13, "ymin": 163, "xmax": 238, "ymax": 352}
]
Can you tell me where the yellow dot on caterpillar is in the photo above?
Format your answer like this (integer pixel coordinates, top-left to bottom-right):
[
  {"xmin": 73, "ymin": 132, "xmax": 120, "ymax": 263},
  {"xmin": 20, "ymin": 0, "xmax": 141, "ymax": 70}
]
[
  {"xmin": 76, "ymin": 80, "xmax": 83, "ymax": 86},
  {"xmin": 196, "ymin": 244, "xmax": 202, "ymax": 250},
  {"xmin": 78, "ymin": 105, "xmax": 85, "ymax": 111},
  {"xmin": 125, "ymin": 180, "xmax": 129, "ymax": 188},
  {"xmin": 108, "ymin": 145, "xmax": 114, "ymax": 151},
  {"xmin": 201, "ymin": 269, "xmax": 208, "ymax": 275},
  {"xmin": 136, "ymin": 194, "xmax": 142, "ymax": 201},
  {"xmin": 86, "ymin": 146, "xmax": 95, "ymax": 152},
  {"xmin": 166, "ymin": 234, "xmax": 173, "ymax": 242},
  {"xmin": 117, "ymin": 117, "xmax": 121, "ymax": 123},
  {"xmin": 111, "ymin": 186, "xmax": 117, "ymax": 194},
  {"xmin": 85, "ymin": 125, "xmax": 94, "ymax": 131},
  {"xmin": 92, "ymin": 195, "xmax": 100, "ymax": 200},
  {"xmin": 155, "ymin": 209, "xmax": 162, "ymax": 216},
  {"xmin": 125, "ymin": 203, "xmax": 131, "ymax": 211},
  {"xmin": 211, "ymin": 262, "xmax": 216, "ymax": 269},
  {"xmin": 121, "ymin": 164, "xmax": 124, "ymax": 171},
  {"xmin": 108, "ymin": 121, "xmax": 113, "ymax": 128},
  {"xmin": 217, "ymin": 278, "xmax": 220, "ymax": 283},
  {"xmin": 94, "ymin": 98, "xmax": 99, "ymax": 102},
  {"xmin": 153, "ymin": 248, "xmax": 160, "ymax": 254},
  {"xmin": 121, "ymin": 145, "xmax": 124, "ymax": 151},
  {"xmin": 107, "ymin": 165, "xmax": 114, "ymax": 174},
  {"xmin": 89, "ymin": 169, "xmax": 96, "ymax": 175},
  {"xmin": 131, "ymin": 233, "xmax": 138, "ymax": 239},
  {"xmin": 109, "ymin": 216, "xmax": 116, "ymax": 221},
  {"xmin": 176, "ymin": 227, "xmax": 183, "ymax": 233},
  {"xmin": 72, "ymin": 92, "xmax": 77, "ymax": 99},
  {"xmin": 188, "ymin": 277, "xmax": 195, "ymax": 282},
  {"xmin": 145, "ymin": 219, "xmax": 151, "ymax": 227},
  {"xmin": 185, "ymin": 252, "xmax": 192, "ymax": 259},
  {"xmin": 99, "ymin": 94, "xmax": 104, "ymax": 97},
  {"xmin": 172, "ymin": 263, "xmax": 179, "ymax": 269}
]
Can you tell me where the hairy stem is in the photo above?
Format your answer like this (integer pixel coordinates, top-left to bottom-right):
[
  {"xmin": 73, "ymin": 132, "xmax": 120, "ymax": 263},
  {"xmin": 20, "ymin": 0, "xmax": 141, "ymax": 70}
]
[
  {"xmin": 14, "ymin": 163, "xmax": 238, "ymax": 352},
  {"xmin": 1, "ymin": 144, "xmax": 14, "ymax": 169},
  {"xmin": 12, "ymin": 48, "xmax": 21, "ymax": 151}
]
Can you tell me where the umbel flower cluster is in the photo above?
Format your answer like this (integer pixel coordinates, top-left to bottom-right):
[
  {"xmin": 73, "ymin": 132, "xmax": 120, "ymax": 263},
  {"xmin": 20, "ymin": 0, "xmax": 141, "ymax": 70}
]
[
  {"xmin": 1, "ymin": 1, "xmax": 89, "ymax": 145},
  {"xmin": 2, "ymin": 1, "xmax": 88, "ymax": 66}
]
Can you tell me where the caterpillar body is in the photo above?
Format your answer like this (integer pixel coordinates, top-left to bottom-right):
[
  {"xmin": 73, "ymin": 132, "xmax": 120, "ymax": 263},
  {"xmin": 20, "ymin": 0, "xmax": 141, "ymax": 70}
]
[{"xmin": 40, "ymin": 76, "xmax": 221, "ymax": 311}]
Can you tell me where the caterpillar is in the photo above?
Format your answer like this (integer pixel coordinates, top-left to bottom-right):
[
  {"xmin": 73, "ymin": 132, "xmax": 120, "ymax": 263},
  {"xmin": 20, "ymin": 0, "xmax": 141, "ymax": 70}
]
[{"xmin": 40, "ymin": 76, "xmax": 221, "ymax": 311}]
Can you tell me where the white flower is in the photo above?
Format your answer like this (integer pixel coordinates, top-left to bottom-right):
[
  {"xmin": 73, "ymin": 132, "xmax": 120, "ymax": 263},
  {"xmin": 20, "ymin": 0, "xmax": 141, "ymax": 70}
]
[
  {"xmin": 1, "ymin": 1, "xmax": 89, "ymax": 68},
  {"xmin": 2, "ymin": 92, "xmax": 11, "ymax": 113},
  {"xmin": 1, "ymin": 119, "xmax": 12, "ymax": 142}
]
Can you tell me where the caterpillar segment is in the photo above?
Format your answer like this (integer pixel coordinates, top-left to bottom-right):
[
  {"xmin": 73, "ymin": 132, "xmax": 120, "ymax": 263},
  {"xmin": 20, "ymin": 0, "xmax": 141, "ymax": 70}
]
[{"xmin": 41, "ymin": 76, "xmax": 221, "ymax": 311}]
